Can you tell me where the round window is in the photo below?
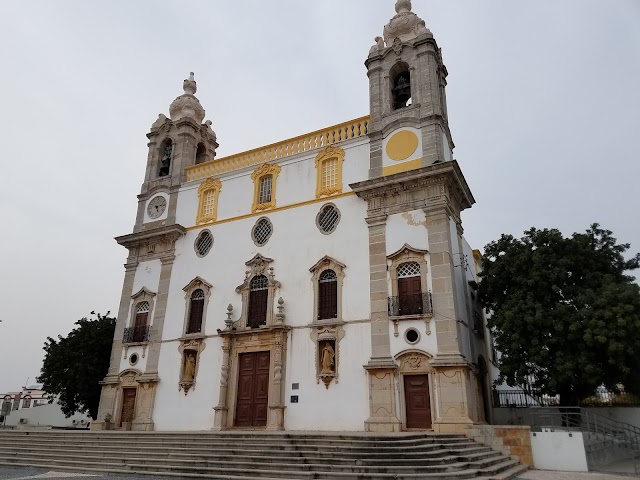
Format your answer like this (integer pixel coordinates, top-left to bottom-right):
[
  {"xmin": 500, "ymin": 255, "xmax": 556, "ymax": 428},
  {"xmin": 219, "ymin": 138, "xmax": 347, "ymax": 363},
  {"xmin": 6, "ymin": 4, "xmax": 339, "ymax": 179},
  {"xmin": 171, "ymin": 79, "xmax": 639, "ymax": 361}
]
[
  {"xmin": 405, "ymin": 328, "xmax": 420, "ymax": 345},
  {"xmin": 195, "ymin": 230, "xmax": 213, "ymax": 257},
  {"xmin": 129, "ymin": 353, "xmax": 139, "ymax": 366},
  {"xmin": 316, "ymin": 204, "xmax": 341, "ymax": 235},
  {"xmin": 252, "ymin": 217, "xmax": 273, "ymax": 246}
]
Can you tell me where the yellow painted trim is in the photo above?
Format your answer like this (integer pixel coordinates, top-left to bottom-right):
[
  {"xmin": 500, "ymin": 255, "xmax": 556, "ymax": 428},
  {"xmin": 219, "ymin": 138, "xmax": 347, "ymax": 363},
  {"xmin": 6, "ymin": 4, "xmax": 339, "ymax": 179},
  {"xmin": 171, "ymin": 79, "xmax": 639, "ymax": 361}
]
[
  {"xmin": 187, "ymin": 192, "xmax": 356, "ymax": 231},
  {"xmin": 196, "ymin": 178, "xmax": 222, "ymax": 225},
  {"xmin": 382, "ymin": 158, "xmax": 422, "ymax": 176},
  {"xmin": 386, "ymin": 130, "xmax": 419, "ymax": 161},
  {"xmin": 251, "ymin": 163, "xmax": 282, "ymax": 213},
  {"xmin": 314, "ymin": 146, "xmax": 345, "ymax": 199},
  {"xmin": 184, "ymin": 116, "xmax": 370, "ymax": 182}
]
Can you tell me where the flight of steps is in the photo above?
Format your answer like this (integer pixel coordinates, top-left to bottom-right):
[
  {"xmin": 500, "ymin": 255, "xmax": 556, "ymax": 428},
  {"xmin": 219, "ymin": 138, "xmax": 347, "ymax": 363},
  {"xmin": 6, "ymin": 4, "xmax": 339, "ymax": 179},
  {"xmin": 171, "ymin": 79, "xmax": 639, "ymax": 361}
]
[{"xmin": 0, "ymin": 430, "xmax": 529, "ymax": 479}]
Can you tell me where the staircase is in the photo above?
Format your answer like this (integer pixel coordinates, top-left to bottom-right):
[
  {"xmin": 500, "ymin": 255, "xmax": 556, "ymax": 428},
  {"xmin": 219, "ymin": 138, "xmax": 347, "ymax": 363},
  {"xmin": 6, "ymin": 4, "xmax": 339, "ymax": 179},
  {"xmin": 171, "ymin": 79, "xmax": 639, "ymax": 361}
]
[{"xmin": 0, "ymin": 430, "xmax": 528, "ymax": 479}]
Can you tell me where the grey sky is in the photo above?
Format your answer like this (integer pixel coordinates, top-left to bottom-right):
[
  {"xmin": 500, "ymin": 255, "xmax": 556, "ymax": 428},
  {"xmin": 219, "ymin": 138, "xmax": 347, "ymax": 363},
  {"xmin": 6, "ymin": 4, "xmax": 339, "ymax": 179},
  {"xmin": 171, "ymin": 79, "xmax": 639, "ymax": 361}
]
[{"xmin": 1, "ymin": 1, "xmax": 639, "ymax": 394}]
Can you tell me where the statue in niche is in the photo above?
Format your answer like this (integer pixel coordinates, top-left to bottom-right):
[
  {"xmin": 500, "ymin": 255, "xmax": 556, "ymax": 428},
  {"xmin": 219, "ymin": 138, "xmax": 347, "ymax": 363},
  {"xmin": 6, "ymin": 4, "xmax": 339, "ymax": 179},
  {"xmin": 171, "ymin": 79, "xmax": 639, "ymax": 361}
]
[
  {"xmin": 182, "ymin": 351, "xmax": 197, "ymax": 382},
  {"xmin": 159, "ymin": 143, "xmax": 173, "ymax": 177},
  {"xmin": 320, "ymin": 342, "xmax": 335, "ymax": 374}
]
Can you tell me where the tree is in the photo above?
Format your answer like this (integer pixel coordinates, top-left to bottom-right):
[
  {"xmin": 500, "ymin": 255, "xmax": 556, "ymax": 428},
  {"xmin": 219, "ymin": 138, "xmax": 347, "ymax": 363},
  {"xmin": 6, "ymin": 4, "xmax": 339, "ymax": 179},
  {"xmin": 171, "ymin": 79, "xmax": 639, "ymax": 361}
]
[
  {"xmin": 37, "ymin": 311, "xmax": 115, "ymax": 419},
  {"xmin": 478, "ymin": 224, "xmax": 640, "ymax": 405}
]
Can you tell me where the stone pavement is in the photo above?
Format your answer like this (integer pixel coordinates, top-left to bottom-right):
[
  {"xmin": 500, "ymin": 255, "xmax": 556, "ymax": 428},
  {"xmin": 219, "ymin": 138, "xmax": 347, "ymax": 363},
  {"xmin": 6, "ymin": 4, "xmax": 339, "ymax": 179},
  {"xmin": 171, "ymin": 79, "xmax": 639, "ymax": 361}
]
[{"xmin": 516, "ymin": 470, "xmax": 638, "ymax": 479}]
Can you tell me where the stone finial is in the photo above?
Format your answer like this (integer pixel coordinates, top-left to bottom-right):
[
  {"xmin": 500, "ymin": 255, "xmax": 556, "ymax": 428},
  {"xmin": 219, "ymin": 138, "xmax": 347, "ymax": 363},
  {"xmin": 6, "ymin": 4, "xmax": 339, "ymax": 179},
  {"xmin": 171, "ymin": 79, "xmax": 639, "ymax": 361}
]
[
  {"xmin": 225, "ymin": 304, "xmax": 234, "ymax": 329},
  {"xmin": 383, "ymin": 0, "xmax": 432, "ymax": 46},
  {"xmin": 169, "ymin": 71, "xmax": 205, "ymax": 123},
  {"xmin": 275, "ymin": 297, "xmax": 285, "ymax": 325}
]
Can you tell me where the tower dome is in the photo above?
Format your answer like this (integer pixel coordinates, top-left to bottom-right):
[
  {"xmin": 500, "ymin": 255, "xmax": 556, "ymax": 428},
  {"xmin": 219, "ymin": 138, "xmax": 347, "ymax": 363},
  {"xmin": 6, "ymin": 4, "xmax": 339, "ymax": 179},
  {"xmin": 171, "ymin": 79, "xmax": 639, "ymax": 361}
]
[{"xmin": 169, "ymin": 72, "xmax": 206, "ymax": 123}]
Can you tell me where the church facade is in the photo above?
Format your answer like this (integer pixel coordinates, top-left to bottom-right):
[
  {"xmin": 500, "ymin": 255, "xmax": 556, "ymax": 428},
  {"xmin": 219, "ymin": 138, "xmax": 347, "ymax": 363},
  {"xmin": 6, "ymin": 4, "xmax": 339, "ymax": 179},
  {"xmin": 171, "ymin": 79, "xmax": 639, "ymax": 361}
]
[{"xmin": 94, "ymin": 0, "xmax": 492, "ymax": 433}]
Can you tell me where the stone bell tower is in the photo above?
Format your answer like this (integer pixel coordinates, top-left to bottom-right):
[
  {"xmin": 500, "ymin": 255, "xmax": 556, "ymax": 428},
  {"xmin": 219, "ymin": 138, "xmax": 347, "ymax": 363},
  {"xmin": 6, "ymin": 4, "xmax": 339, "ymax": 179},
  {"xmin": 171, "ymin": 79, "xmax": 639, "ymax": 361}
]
[
  {"xmin": 365, "ymin": 0, "xmax": 454, "ymax": 177},
  {"xmin": 352, "ymin": 1, "xmax": 479, "ymax": 433}
]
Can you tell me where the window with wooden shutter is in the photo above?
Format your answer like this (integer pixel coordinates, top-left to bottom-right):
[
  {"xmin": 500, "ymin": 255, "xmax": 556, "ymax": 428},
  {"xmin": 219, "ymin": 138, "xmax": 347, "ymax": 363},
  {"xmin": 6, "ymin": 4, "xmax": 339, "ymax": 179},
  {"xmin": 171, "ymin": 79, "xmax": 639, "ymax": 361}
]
[
  {"xmin": 397, "ymin": 262, "xmax": 422, "ymax": 315},
  {"xmin": 186, "ymin": 289, "xmax": 205, "ymax": 334},
  {"xmin": 248, "ymin": 275, "xmax": 269, "ymax": 328},
  {"xmin": 318, "ymin": 270, "xmax": 338, "ymax": 320}
]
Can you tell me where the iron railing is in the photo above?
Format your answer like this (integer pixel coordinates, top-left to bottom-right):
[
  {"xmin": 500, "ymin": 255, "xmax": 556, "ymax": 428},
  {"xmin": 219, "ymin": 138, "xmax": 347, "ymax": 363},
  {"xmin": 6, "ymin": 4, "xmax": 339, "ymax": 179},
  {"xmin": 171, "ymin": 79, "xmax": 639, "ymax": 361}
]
[
  {"xmin": 530, "ymin": 407, "xmax": 640, "ymax": 474},
  {"xmin": 495, "ymin": 389, "xmax": 640, "ymax": 408},
  {"xmin": 123, "ymin": 325, "xmax": 150, "ymax": 344},
  {"xmin": 388, "ymin": 292, "xmax": 433, "ymax": 317}
]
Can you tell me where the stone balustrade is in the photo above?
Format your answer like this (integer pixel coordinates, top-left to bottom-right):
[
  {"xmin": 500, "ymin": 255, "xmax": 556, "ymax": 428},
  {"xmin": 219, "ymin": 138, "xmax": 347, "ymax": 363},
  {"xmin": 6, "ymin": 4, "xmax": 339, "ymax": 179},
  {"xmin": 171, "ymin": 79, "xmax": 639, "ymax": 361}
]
[{"xmin": 185, "ymin": 116, "xmax": 369, "ymax": 182}]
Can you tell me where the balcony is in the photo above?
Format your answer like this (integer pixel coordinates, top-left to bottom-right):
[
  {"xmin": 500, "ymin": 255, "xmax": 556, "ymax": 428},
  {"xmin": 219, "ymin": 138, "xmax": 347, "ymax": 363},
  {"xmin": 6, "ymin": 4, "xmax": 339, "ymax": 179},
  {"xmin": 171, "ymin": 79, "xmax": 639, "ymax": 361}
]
[
  {"xmin": 388, "ymin": 292, "xmax": 433, "ymax": 317},
  {"xmin": 123, "ymin": 325, "xmax": 150, "ymax": 344}
]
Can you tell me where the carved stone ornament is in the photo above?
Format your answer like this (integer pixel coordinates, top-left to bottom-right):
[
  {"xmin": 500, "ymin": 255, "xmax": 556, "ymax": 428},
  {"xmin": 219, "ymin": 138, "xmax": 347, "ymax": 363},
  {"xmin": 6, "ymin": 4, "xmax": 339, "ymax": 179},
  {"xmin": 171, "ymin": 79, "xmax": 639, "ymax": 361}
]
[
  {"xmin": 383, "ymin": 0, "xmax": 431, "ymax": 47},
  {"xmin": 396, "ymin": 350, "xmax": 435, "ymax": 375},
  {"xmin": 235, "ymin": 254, "xmax": 276, "ymax": 293},
  {"xmin": 169, "ymin": 72, "xmax": 206, "ymax": 123},
  {"xmin": 369, "ymin": 36, "xmax": 386, "ymax": 55},
  {"xmin": 150, "ymin": 113, "xmax": 169, "ymax": 132},
  {"xmin": 178, "ymin": 338, "xmax": 206, "ymax": 395},
  {"xmin": 117, "ymin": 225, "xmax": 186, "ymax": 264},
  {"xmin": 310, "ymin": 326, "xmax": 346, "ymax": 389}
]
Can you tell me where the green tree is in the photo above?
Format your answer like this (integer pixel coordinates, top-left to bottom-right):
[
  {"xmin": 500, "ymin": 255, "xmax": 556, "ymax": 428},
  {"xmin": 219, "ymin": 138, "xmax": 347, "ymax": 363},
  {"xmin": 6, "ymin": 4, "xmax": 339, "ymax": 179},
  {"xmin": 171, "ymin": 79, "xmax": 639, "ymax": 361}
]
[
  {"xmin": 478, "ymin": 224, "xmax": 640, "ymax": 405},
  {"xmin": 37, "ymin": 311, "xmax": 115, "ymax": 419}
]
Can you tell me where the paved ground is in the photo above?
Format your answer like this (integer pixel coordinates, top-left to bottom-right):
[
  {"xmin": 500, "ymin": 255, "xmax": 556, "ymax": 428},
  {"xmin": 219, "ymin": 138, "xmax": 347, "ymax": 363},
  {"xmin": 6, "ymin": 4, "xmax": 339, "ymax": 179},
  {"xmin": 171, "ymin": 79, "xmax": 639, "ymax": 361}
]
[{"xmin": 0, "ymin": 467, "xmax": 636, "ymax": 480}]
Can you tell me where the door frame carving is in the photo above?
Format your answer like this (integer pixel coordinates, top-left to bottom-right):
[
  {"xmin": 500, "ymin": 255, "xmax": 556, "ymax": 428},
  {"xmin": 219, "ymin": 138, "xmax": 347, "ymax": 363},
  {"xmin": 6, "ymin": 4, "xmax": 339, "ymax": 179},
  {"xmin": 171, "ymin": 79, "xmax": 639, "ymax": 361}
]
[
  {"xmin": 395, "ymin": 350, "xmax": 435, "ymax": 430},
  {"xmin": 214, "ymin": 326, "xmax": 289, "ymax": 431}
]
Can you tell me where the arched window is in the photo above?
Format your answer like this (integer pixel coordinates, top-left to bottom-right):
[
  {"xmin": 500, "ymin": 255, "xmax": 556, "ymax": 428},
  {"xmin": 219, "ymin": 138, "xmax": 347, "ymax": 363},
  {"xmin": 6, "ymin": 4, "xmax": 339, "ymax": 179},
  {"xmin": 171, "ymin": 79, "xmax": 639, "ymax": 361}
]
[
  {"xmin": 195, "ymin": 143, "xmax": 207, "ymax": 165},
  {"xmin": 251, "ymin": 163, "xmax": 281, "ymax": 212},
  {"xmin": 158, "ymin": 139, "xmax": 173, "ymax": 177},
  {"xmin": 390, "ymin": 63, "xmax": 412, "ymax": 110},
  {"xmin": 318, "ymin": 270, "xmax": 338, "ymax": 320},
  {"xmin": 248, "ymin": 275, "xmax": 269, "ymax": 328},
  {"xmin": 186, "ymin": 289, "xmax": 205, "ymax": 334},
  {"xmin": 397, "ymin": 262, "xmax": 422, "ymax": 315},
  {"xmin": 22, "ymin": 396, "xmax": 32, "ymax": 409}
]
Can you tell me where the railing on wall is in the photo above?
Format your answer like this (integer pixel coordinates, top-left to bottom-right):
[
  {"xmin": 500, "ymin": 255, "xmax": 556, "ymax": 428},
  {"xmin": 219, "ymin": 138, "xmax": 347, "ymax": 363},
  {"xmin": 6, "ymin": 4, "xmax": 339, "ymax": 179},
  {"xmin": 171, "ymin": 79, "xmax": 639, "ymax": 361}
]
[
  {"xmin": 495, "ymin": 389, "xmax": 640, "ymax": 408},
  {"xmin": 530, "ymin": 407, "xmax": 640, "ymax": 474},
  {"xmin": 388, "ymin": 292, "xmax": 433, "ymax": 317},
  {"xmin": 123, "ymin": 325, "xmax": 150, "ymax": 344},
  {"xmin": 185, "ymin": 116, "xmax": 370, "ymax": 182}
]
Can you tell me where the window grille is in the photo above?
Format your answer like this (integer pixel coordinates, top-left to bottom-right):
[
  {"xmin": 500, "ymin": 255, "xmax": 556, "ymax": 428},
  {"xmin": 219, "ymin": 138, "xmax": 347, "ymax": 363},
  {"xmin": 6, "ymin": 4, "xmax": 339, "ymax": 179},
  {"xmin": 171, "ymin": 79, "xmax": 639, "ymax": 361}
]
[
  {"xmin": 318, "ymin": 269, "xmax": 338, "ymax": 320},
  {"xmin": 136, "ymin": 302, "xmax": 149, "ymax": 313},
  {"xmin": 186, "ymin": 289, "xmax": 205, "ymax": 334},
  {"xmin": 258, "ymin": 175, "xmax": 273, "ymax": 204},
  {"xmin": 252, "ymin": 218, "xmax": 273, "ymax": 246},
  {"xmin": 397, "ymin": 262, "xmax": 420, "ymax": 278},
  {"xmin": 317, "ymin": 204, "xmax": 340, "ymax": 234},
  {"xmin": 321, "ymin": 158, "xmax": 338, "ymax": 190},
  {"xmin": 195, "ymin": 230, "xmax": 214, "ymax": 257},
  {"xmin": 202, "ymin": 190, "xmax": 216, "ymax": 218},
  {"xmin": 248, "ymin": 275, "xmax": 269, "ymax": 327}
]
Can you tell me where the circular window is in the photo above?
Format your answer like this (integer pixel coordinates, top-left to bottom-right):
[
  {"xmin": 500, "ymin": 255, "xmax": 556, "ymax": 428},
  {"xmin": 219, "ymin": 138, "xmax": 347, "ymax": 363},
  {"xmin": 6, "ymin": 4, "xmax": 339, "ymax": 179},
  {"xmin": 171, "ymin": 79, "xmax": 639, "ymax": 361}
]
[
  {"xmin": 195, "ymin": 230, "xmax": 213, "ymax": 257},
  {"xmin": 405, "ymin": 328, "xmax": 420, "ymax": 345},
  {"xmin": 129, "ymin": 353, "xmax": 139, "ymax": 366},
  {"xmin": 316, "ymin": 204, "xmax": 341, "ymax": 235},
  {"xmin": 252, "ymin": 217, "xmax": 273, "ymax": 246}
]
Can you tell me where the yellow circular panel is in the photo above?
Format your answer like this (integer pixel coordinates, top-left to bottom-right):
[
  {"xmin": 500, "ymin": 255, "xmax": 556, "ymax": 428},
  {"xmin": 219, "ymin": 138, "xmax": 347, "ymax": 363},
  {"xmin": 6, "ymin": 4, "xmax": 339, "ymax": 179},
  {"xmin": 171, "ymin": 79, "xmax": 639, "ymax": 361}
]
[{"xmin": 386, "ymin": 130, "xmax": 419, "ymax": 161}]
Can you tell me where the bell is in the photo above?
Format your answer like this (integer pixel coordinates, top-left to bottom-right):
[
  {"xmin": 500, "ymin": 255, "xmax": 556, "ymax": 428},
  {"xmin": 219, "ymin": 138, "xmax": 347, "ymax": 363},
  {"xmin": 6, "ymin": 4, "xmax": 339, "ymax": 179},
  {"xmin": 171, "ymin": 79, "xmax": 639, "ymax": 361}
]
[{"xmin": 393, "ymin": 72, "xmax": 412, "ymax": 109}]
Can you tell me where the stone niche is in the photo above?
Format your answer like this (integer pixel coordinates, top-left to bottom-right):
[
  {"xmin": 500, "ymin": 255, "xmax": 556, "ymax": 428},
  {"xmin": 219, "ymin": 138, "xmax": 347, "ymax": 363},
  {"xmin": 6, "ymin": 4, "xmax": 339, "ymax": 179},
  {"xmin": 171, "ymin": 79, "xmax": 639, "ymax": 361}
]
[
  {"xmin": 310, "ymin": 325, "xmax": 345, "ymax": 389},
  {"xmin": 178, "ymin": 338, "xmax": 205, "ymax": 395}
]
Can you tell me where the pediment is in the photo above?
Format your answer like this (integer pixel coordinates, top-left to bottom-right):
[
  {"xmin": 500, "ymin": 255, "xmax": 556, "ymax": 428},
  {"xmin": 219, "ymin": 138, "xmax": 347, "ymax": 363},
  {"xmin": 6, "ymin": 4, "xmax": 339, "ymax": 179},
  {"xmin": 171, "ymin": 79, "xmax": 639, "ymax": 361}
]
[
  {"xmin": 309, "ymin": 255, "xmax": 346, "ymax": 273},
  {"xmin": 182, "ymin": 276, "xmax": 213, "ymax": 292},
  {"xmin": 131, "ymin": 287, "xmax": 156, "ymax": 300},
  {"xmin": 387, "ymin": 243, "xmax": 428, "ymax": 261},
  {"xmin": 245, "ymin": 253, "xmax": 274, "ymax": 268}
]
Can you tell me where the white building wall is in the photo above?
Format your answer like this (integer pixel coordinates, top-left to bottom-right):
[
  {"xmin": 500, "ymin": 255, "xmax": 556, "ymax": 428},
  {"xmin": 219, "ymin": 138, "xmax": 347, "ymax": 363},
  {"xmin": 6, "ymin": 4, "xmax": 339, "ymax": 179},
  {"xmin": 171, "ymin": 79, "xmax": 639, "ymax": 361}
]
[
  {"xmin": 531, "ymin": 431, "xmax": 589, "ymax": 472},
  {"xmin": 5, "ymin": 403, "xmax": 92, "ymax": 429}
]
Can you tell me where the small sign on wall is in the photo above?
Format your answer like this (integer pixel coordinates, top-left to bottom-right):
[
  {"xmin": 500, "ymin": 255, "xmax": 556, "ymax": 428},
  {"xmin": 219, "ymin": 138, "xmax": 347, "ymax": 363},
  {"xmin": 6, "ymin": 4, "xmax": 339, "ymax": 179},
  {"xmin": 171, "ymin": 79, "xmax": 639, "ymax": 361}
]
[{"xmin": 290, "ymin": 395, "xmax": 299, "ymax": 403}]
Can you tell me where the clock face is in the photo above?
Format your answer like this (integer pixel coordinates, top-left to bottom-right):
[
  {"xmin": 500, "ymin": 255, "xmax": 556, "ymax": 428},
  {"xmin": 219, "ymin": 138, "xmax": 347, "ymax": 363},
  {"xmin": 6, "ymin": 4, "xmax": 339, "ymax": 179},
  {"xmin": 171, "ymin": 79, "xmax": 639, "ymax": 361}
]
[{"xmin": 147, "ymin": 196, "xmax": 167, "ymax": 219}]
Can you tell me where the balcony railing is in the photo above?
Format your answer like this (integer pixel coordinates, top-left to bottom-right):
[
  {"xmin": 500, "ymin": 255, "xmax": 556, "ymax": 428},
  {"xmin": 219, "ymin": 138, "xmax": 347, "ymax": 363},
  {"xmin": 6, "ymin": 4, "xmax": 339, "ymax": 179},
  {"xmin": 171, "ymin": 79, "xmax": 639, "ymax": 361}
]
[
  {"xmin": 123, "ymin": 325, "xmax": 150, "ymax": 344},
  {"xmin": 388, "ymin": 292, "xmax": 433, "ymax": 317},
  {"xmin": 184, "ymin": 116, "xmax": 369, "ymax": 182}
]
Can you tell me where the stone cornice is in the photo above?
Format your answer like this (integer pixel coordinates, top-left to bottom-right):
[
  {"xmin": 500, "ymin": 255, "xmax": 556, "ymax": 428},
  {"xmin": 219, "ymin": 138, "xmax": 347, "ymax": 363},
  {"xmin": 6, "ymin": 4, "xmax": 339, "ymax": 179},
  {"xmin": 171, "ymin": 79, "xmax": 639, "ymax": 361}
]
[{"xmin": 116, "ymin": 224, "xmax": 186, "ymax": 248}]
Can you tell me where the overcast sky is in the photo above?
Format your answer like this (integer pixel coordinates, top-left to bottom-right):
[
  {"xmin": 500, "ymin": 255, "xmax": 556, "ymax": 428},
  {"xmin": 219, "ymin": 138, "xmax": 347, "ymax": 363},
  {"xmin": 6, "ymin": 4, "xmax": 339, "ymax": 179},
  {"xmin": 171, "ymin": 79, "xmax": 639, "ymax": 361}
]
[{"xmin": 1, "ymin": 1, "xmax": 639, "ymax": 394}]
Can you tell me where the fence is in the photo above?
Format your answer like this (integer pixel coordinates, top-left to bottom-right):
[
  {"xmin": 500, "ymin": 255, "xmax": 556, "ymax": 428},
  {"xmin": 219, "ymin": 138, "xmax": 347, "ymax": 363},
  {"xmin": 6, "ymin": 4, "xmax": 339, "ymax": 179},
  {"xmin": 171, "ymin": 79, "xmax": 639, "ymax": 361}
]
[{"xmin": 495, "ymin": 389, "xmax": 640, "ymax": 408}]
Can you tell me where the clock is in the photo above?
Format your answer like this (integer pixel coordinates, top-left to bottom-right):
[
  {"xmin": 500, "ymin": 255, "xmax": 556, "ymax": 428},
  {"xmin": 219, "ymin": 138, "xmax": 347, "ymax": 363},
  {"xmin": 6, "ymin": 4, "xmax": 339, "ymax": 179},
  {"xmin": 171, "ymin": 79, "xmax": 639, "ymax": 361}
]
[{"xmin": 147, "ymin": 196, "xmax": 167, "ymax": 219}]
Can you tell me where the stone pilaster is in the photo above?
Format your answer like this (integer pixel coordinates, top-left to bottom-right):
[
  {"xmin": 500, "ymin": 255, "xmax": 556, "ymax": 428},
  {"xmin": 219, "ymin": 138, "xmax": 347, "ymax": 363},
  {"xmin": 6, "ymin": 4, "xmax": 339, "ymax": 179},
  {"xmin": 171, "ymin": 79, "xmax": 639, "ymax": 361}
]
[
  {"xmin": 364, "ymin": 214, "xmax": 401, "ymax": 432},
  {"xmin": 212, "ymin": 338, "xmax": 231, "ymax": 431},
  {"xmin": 267, "ymin": 330, "xmax": 286, "ymax": 430}
]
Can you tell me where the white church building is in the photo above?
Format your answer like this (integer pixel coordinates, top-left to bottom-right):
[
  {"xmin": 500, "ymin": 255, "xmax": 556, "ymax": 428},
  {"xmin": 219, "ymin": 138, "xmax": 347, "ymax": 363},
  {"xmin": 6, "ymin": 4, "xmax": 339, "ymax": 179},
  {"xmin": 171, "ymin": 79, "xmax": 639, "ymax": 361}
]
[{"xmin": 95, "ymin": 0, "xmax": 493, "ymax": 433}]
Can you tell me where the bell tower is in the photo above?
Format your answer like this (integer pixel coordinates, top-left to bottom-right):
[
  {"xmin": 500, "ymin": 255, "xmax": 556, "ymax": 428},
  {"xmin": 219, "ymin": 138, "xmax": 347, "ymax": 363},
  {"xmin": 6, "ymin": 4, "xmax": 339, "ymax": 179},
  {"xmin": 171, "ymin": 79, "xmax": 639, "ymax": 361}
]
[{"xmin": 366, "ymin": 0, "xmax": 453, "ymax": 177}]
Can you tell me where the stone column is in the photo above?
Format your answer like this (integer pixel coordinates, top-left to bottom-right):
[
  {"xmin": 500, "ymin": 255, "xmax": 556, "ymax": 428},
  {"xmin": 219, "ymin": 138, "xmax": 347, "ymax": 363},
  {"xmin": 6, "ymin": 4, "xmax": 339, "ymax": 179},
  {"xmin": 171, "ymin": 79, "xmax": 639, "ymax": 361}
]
[
  {"xmin": 267, "ymin": 330, "xmax": 286, "ymax": 430},
  {"xmin": 364, "ymin": 214, "xmax": 401, "ymax": 432},
  {"xmin": 425, "ymin": 207, "xmax": 474, "ymax": 432},
  {"xmin": 142, "ymin": 256, "xmax": 175, "ymax": 379},
  {"xmin": 213, "ymin": 337, "xmax": 231, "ymax": 431},
  {"xmin": 92, "ymin": 262, "xmax": 138, "ymax": 430}
]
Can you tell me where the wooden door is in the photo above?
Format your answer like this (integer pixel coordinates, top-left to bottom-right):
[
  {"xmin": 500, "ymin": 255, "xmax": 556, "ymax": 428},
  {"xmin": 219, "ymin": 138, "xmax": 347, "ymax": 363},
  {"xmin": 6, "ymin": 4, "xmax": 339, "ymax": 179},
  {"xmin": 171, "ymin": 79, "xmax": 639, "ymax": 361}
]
[
  {"xmin": 398, "ymin": 276, "xmax": 422, "ymax": 315},
  {"xmin": 235, "ymin": 352, "xmax": 270, "ymax": 427},
  {"xmin": 120, "ymin": 388, "xmax": 137, "ymax": 427},
  {"xmin": 404, "ymin": 375, "xmax": 432, "ymax": 429}
]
